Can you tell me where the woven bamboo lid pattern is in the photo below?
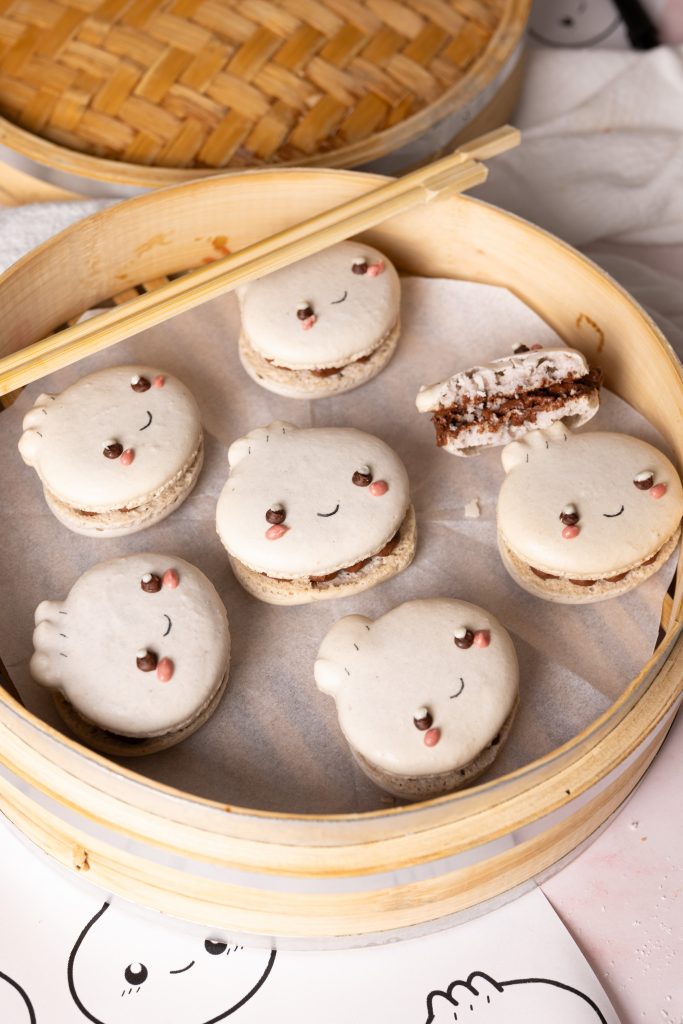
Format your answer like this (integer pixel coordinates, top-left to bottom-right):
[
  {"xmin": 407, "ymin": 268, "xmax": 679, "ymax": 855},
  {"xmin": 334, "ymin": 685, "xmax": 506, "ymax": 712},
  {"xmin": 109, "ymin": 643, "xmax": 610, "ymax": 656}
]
[{"xmin": 0, "ymin": 0, "xmax": 523, "ymax": 170}]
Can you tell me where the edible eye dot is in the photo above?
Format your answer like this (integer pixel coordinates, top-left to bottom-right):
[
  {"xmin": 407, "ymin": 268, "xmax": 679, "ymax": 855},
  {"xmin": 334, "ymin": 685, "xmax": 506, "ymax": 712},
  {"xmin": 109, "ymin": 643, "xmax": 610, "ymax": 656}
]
[
  {"xmin": 204, "ymin": 939, "xmax": 228, "ymax": 955},
  {"xmin": 559, "ymin": 503, "xmax": 579, "ymax": 526},
  {"xmin": 634, "ymin": 471, "xmax": 654, "ymax": 490},
  {"xmin": 352, "ymin": 258, "xmax": 368, "ymax": 275},
  {"xmin": 352, "ymin": 465, "xmax": 373, "ymax": 487},
  {"xmin": 413, "ymin": 707, "xmax": 433, "ymax": 731},
  {"xmin": 103, "ymin": 439, "xmax": 123, "ymax": 459},
  {"xmin": 130, "ymin": 374, "xmax": 151, "ymax": 393},
  {"xmin": 265, "ymin": 503, "xmax": 286, "ymax": 525},
  {"xmin": 296, "ymin": 303, "xmax": 314, "ymax": 320},
  {"xmin": 124, "ymin": 963, "xmax": 148, "ymax": 985},
  {"xmin": 140, "ymin": 573, "xmax": 162, "ymax": 593},
  {"xmin": 454, "ymin": 627, "xmax": 474, "ymax": 650}
]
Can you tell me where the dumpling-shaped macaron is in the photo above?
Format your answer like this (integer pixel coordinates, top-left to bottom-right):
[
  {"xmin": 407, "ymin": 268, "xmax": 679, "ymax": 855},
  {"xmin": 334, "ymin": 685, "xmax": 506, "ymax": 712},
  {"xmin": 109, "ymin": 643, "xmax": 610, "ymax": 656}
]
[
  {"xmin": 237, "ymin": 241, "xmax": 400, "ymax": 398},
  {"xmin": 216, "ymin": 422, "xmax": 416, "ymax": 604},
  {"xmin": 497, "ymin": 423, "xmax": 683, "ymax": 602},
  {"xmin": 315, "ymin": 598, "xmax": 519, "ymax": 800},
  {"xmin": 18, "ymin": 365, "xmax": 203, "ymax": 537},
  {"xmin": 30, "ymin": 554, "xmax": 230, "ymax": 756}
]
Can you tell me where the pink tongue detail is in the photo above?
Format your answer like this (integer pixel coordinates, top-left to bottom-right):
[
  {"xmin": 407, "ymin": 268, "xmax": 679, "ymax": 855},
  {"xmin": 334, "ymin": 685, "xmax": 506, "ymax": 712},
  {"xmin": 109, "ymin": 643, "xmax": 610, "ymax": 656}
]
[
  {"xmin": 266, "ymin": 524, "xmax": 289, "ymax": 540},
  {"xmin": 650, "ymin": 483, "xmax": 667, "ymax": 499},
  {"xmin": 156, "ymin": 658, "xmax": 174, "ymax": 683},
  {"xmin": 424, "ymin": 728, "xmax": 441, "ymax": 747},
  {"xmin": 369, "ymin": 480, "xmax": 388, "ymax": 496},
  {"xmin": 367, "ymin": 260, "xmax": 385, "ymax": 277}
]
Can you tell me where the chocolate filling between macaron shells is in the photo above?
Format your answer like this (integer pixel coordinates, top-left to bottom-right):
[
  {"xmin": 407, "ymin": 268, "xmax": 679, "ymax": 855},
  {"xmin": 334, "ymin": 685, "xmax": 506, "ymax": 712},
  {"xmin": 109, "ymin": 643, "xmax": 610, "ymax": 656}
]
[
  {"xmin": 529, "ymin": 546, "xmax": 663, "ymax": 587},
  {"xmin": 252, "ymin": 320, "xmax": 398, "ymax": 378},
  {"xmin": 262, "ymin": 529, "xmax": 402, "ymax": 585},
  {"xmin": 431, "ymin": 369, "xmax": 602, "ymax": 446}
]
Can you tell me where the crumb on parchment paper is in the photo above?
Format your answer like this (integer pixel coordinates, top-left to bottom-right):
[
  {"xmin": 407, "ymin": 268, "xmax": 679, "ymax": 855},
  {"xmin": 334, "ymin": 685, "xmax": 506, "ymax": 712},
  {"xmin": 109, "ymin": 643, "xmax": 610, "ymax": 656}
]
[{"xmin": 464, "ymin": 498, "xmax": 480, "ymax": 519}]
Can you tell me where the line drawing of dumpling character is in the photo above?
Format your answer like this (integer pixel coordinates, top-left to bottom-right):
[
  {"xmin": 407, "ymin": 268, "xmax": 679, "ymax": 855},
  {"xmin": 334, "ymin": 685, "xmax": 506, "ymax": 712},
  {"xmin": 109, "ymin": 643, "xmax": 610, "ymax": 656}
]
[
  {"xmin": 0, "ymin": 970, "xmax": 36, "ymax": 1023},
  {"xmin": 425, "ymin": 970, "xmax": 608, "ymax": 1023},
  {"xmin": 67, "ymin": 903, "xmax": 276, "ymax": 1024}
]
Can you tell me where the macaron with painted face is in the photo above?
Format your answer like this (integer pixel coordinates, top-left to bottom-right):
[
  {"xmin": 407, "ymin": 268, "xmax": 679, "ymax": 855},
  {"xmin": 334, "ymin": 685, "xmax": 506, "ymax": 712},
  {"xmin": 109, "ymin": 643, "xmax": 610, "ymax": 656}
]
[
  {"xmin": 497, "ymin": 423, "xmax": 683, "ymax": 603},
  {"xmin": 30, "ymin": 553, "xmax": 230, "ymax": 755},
  {"xmin": 216, "ymin": 421, "xmax": 415, "ymax": 604},
  {"xmin": 237, "ymin": 240, "xmax": 401, "ymax": 398},
  {"xmin": 315, "ymin": 598, "xmax": 519, "ymax": 800},
  {"xmin": 18, "ymin": 365, "xmax": 203, "ymax": 537}
]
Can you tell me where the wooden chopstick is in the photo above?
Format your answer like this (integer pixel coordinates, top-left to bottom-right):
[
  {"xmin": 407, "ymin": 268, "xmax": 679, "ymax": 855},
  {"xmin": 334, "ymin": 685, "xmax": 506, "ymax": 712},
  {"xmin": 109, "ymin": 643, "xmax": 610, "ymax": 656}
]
[{"xmin": 0, "ymin": 125, "xmax": 520, "ymax": 395}]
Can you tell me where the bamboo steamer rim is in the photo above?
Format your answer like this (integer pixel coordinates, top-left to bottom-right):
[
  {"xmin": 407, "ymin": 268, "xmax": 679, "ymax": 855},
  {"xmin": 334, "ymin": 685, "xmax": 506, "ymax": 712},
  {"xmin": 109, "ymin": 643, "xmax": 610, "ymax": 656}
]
[
  {"xmin": 0, "ymin": 0, "xmax": 529, "ymax": 186},
  {"xmin": 0, "ymin": 168, "xmax": 682, "ymax": 874}
]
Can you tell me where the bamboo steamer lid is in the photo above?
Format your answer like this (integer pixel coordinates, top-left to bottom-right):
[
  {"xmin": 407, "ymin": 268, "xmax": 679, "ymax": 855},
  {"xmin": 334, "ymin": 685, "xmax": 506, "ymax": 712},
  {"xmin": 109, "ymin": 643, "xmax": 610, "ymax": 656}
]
[{"xmin": 0, "ymin": 0, "xmax": 529, "ymax": 183}]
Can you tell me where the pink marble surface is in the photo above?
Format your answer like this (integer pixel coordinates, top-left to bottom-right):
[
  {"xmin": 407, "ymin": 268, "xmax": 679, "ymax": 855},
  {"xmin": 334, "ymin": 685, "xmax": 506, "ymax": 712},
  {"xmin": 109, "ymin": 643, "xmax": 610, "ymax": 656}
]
[{"xmin": 542, "ymin": 706, "xmax": 683, "ymax": 1024}]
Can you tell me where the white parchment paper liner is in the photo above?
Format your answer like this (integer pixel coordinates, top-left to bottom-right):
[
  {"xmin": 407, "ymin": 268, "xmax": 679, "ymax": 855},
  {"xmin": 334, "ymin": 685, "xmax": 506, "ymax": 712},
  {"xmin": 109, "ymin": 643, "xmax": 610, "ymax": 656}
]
[{"xmin": 0, "ymin": 279, "xmax": 675, "ymax": 813}]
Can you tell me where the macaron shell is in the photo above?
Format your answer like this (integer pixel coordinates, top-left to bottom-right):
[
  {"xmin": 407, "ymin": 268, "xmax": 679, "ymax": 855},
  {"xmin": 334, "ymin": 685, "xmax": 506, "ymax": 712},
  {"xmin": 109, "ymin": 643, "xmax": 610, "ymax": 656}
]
[
  {"xmin": 19, "ymin": 366, "xmax": 202, "ymax": 512},
  {"xmin": 238, "ymin": 241, "xmax": 400, "ymax": 370},
  {"xmin": 314, "ymin": 598, "xmax": 519, "ymax": 777},
  {"xmin": 216, "ymin": 424, "xmax": 410, "ymax": 578},
  {"xmin": 498, "ymin": 429, "xmax": 683, "ymax": 577},
  {"xmin": 30, "ymin": 554, "xmax": 230, "ymax": 738}
]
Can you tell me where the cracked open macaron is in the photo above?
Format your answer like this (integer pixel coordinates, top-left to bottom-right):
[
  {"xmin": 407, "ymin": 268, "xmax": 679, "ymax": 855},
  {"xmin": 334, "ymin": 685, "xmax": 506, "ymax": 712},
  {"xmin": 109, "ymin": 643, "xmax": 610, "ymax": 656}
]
[
  {"xmin": 416, "ymin": 345, "xmax": 601, "ymax": 456},
  {"xmin": 216, "ymin": 421, "xmax": 415, "ymax": 604},
  {"xmin": 314, "ymin": 598, "xmax": 519, "ymax": 800},
  {"xmin": 237, "ymin": 241, "xmax": 401, "ymax": 398},
  {"xmin": 18, "ymin": 365, "xmax": 203, "ymax": 537},
  {"xmin": 30, "ymin": 554, "xmax": 230, "ymax": 756},
  {"xmin": 497, "ymin": 424, "xmax": 683, "ymax": 603}
]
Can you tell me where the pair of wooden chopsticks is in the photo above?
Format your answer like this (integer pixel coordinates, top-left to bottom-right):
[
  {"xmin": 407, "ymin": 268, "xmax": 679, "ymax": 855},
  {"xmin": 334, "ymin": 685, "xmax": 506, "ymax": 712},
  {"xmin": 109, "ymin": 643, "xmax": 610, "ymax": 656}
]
[{"xmin": 0, "ymin": 125, "xmax": 520, "ymax": 396}]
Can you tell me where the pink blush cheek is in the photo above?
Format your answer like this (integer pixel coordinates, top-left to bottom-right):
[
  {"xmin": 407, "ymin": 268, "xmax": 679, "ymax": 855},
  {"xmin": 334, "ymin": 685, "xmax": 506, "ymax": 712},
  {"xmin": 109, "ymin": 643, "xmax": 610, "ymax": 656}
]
[
  {"xmin": 424, "ymin": 728, "xmax": 441, "ymax": 747},
  {"xmin": 156, "ymin": 658, "xmax": 174, "ymax": 683},
  {"xmin": 120, "ymin": 448, "xmax": 135, "ymax": 466},
  {"xmin": 152, "ymin": 374, "xmax": 165, "ymax": 388},
  {"xmin": 265, "ymin": 524, "xmax": 289, "ymax": 540},
  {"xmin": 650, "ymin": 484, "xmax": 667, "ymax": 499},
  {"xmin": 369, "ymin": 480, "xmax": 389, "ymax": 496}
]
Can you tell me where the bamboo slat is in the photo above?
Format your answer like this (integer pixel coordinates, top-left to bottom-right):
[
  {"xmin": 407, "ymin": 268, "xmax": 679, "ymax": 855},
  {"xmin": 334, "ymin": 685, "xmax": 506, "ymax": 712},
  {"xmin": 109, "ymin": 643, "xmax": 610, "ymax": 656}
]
[
  {"xmin": 0, "ymin": 124, "xmax": 521, "ymax": 394},
  {"xmin": 0, "ymin": 0, "xmax": 529, "ymax": 177}
]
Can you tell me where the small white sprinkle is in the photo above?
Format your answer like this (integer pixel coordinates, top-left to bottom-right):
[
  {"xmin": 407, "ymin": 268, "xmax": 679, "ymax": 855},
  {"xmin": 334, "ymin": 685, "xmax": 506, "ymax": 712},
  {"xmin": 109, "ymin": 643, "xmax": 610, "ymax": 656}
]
[
  {"xmin": 136, "ymin": 649, "xmax": 147, "ymax": 659},
  {"xmin": 358, "ymin": 465, "xmax": 370, "ymax": 475},
  {"xmin": 352, "ymin": 257, "xmax": 366, "ymax": 266},
  {"xmin": 130, "ymin": 374, "xmax": 140, "ymax": 385},
  {"xmin": 414, "ymin": 706, "xmax": 429, "ymax": 720},
  {"xmin": 296, "ymin": 302, "xmax": 310, "ymax": 311},
  {"xmin": 635, "ymin": 471, "xmax": 653, "ymax": 482},
  {"xmin": 454, "ymin": 627, "xmax": 468, "ymax": 639},
  {"xmin": 562, "ymin": 503, "xmax": 577, "ymax": 515},
  {"xmin": 270, "ymin": 503, "xmax": 283, "ymax": 512},
  {"xmin": 104, "ymin": 438, "xmax": 117, "ymax": 447},
  {"xmin": 141, "ymin": 573, "xmax": 152, "ymax": 583}
]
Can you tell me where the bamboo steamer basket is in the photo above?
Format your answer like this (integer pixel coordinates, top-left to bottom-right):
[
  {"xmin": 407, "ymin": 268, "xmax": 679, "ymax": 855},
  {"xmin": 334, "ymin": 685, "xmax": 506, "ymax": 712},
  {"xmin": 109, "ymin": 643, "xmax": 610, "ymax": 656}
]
[
  {"xmin": 0, "ymin": 0, "xmax": 529, "ymax": 195},
  {"xmin": 0, "ymin": 168, "xmax": 682, "ymax": 948}
]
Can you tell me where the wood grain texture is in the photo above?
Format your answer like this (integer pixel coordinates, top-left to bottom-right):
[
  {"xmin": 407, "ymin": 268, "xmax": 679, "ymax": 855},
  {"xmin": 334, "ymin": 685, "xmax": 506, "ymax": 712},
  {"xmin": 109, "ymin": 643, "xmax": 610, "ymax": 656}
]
[{"xmin": 0, "ymin": 0, "xmax": 529, "ymax": 183}]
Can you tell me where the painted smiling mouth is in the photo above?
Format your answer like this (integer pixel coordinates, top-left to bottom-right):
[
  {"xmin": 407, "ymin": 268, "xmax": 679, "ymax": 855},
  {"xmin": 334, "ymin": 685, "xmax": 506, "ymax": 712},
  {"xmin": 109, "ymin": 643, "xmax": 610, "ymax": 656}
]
[
  {"xmin": 163, "ymin": 614, "xmax": 172, "ymax": 637},
  {"xmin": 450, "ymin": 678, "xmax": 465, "ymax": 699},
  {"xmin": 139, "ymin": 410, "xmax": 153, "ymax": 431},
  {"xmin": 169, "ymin": 960, "xmax": 195, "ymax": 975},
  {"xmin": 317, "ymin": 504, "xmax": 340, "ymax": 517},
  {"xmin": 330, "ymin": 291, "xmax": 348, "ymax": 305},
  {"xmin": 603, "ymin": 505, "xmax": 625, "ymax": 518}
]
